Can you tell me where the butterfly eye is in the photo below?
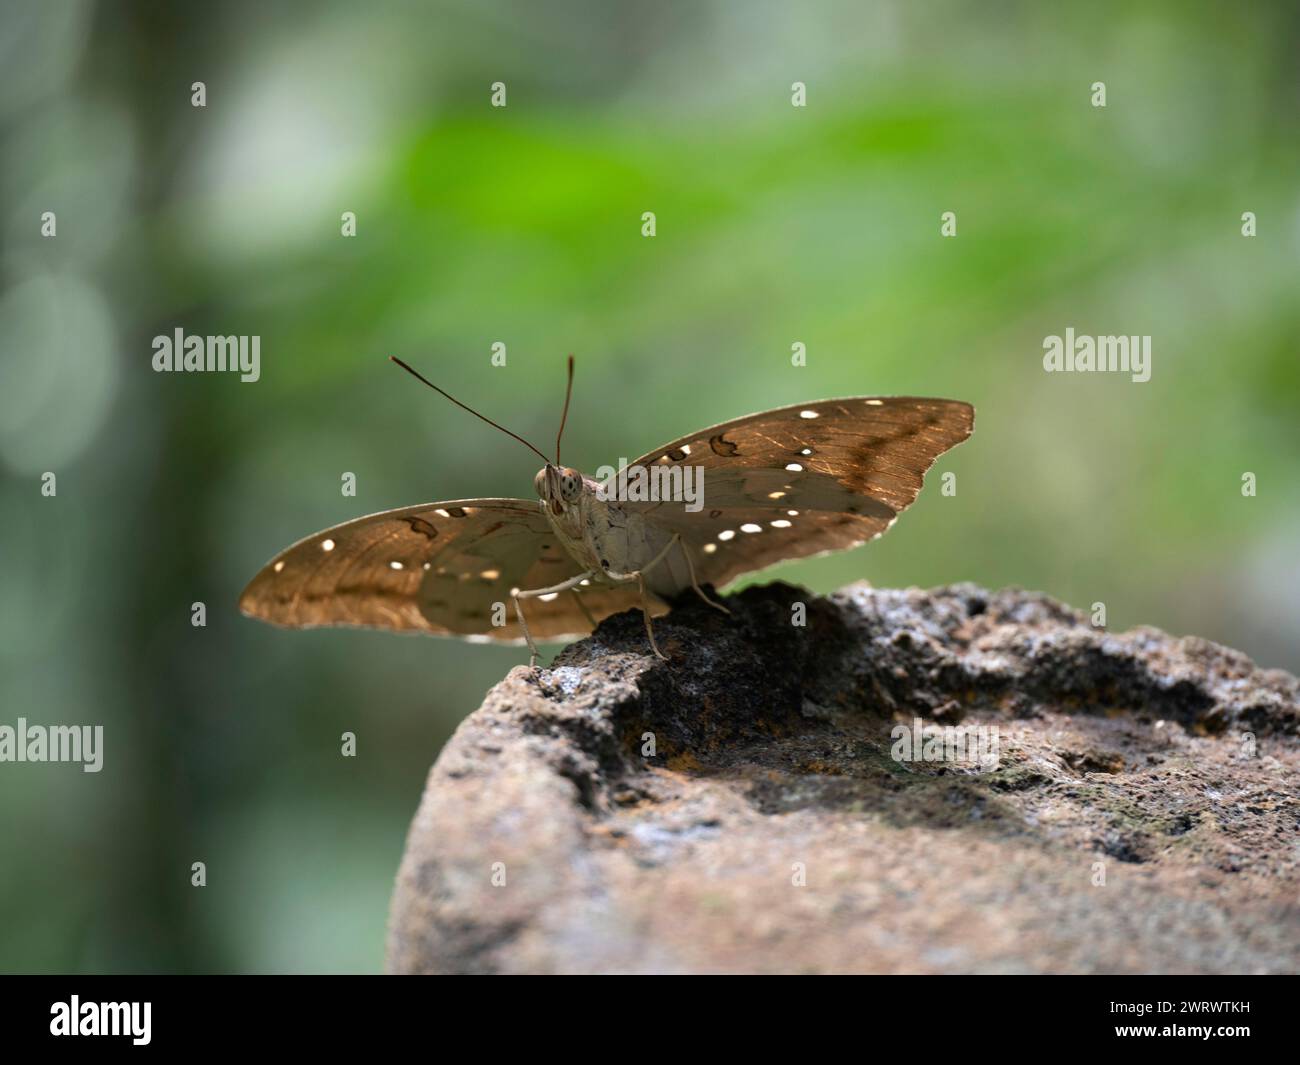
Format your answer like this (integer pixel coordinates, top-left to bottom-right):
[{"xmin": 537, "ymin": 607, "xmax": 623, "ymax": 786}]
[{"xmin": 558, "ymin": 467, "xmax": 582, "ymax": 502}]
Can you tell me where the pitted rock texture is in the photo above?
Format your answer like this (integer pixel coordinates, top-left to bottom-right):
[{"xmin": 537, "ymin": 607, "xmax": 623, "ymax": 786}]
[{"xmin": 387, "ymin": 582, "xmax": 1300, "ymax": 974}]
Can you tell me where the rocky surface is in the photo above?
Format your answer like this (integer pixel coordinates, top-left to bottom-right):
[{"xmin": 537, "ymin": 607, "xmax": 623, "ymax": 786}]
[{"xmin": 386, "ymin": 582, "xmax": 1300, "ymax": 974}]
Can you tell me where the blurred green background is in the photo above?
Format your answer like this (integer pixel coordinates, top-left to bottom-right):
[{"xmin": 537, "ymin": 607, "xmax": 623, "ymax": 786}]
[{"xmin": 1, "ymin": 0, "xmax": 1297, "ymax": 972}]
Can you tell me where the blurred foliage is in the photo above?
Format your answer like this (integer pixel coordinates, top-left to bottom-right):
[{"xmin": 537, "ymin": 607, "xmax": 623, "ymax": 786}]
[{"xmin": 1, "ymin": 0, "xmax": 1297, "ymax": 972}]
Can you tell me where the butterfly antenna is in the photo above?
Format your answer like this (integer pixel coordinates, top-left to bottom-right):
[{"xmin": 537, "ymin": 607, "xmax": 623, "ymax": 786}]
[
  {"xmin": 389, "ymin": 356, "xmax": 551, "ymax": 465},
  {"xmin": 555, "ymin": 355, "xmax": 575, "ymax": 466}
]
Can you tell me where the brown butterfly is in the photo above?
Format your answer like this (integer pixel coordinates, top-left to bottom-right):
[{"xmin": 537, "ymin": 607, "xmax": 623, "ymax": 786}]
[{"xmin": 239, "ymin": 358, "xmax": 973, "ymax": 664}]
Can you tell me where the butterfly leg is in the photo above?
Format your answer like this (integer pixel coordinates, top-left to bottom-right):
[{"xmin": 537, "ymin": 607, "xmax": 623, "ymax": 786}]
[
  {"xmin": 511, "ymin": 597, "xmax": 539, "ymax": 667},
  {"xmin": 612, "ymin": 535, "xmax": 685, "ymax": 662},
  {"xmin": 605, "ymin": 535, "xmax": 702, "ymax": 662},
  {"xmin": 513, "ymin": 571, "xmax": 595, "ymax": 668},
  {"xmin": 677, "ymin": 538, "xmax": 731, "ymax": 615},
  {"xmin": 621, "ymin": 533, "xmax": 728, "ymax": 614},
  {"xmin": 636, "ymin": 572, "xmax": 668, "ymax": 662},
  {"xmin": 570, "ymin": 589, "xmax": 598, "ymax": 629}
]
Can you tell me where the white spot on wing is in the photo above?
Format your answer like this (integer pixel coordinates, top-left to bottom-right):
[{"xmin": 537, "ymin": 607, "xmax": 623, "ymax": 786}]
[
  {"xmin": 539, "ymin": 592, "xmax": 558, "ymax": 602},
  {"xmin": 717, "ymin": 530, "xmax": 736, "ymax": 541},
  {"xmin": 770, "ymin": 519, "xmax": 792, "ymax": 528},
  {"xmin": 390, "ymin": 561, "xmax": 404, "ymax": 570},
  {"xmin": 785, "ymin": 462, "xmax": 803, "ymax": 472},
  {"xmin": 740, "ymin": 523, "xmax": 762, "ymax": 534},
  {"xmin": 321, "ymin": 539, "xmax": 335, "ymax": 551},
  {"xmin": 273, "ymin": 561, "xmax": 285, "ymax": 573},
  {"xmin": 702, "ymin": 543, "xmax": 717, "ymax": 554},
  {"xmin": 800, "ymin": 409, "xmax": 819, "ymax": 419}
]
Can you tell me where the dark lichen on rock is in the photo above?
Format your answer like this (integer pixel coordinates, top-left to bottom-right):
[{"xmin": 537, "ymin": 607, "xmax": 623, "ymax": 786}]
[{"xmin": 387, "ymin": 582, "xmax": 1300, "ymax": 974}]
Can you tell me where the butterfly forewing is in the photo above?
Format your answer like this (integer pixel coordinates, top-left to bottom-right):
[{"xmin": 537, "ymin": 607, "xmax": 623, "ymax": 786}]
[
  {"xmin": 618, "ymin": 397, "xmax": 973, "ymax": 590},
  {"xmin": 238, "ymin": 498, "xmax": 649, "ymax": 642}
]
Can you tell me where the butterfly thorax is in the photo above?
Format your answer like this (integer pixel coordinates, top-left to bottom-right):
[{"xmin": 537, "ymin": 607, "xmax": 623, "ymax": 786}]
[
  {"xmin": 537, "ymin": 472, "xmax": 690, "ymax": 597},
  {"xmin": 538, "ymin": 474, "xmax": 612, "ymax": 576}
]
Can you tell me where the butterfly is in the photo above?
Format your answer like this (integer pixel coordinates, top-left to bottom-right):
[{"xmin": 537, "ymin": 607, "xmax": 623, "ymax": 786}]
[{"xmin": 239, "ymin": 357, "xmax": 974, "ymax": 665}]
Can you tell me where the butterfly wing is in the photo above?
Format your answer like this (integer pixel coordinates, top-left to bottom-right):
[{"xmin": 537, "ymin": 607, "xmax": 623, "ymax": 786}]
[
  {"xmin": 239, "ymin": 498, "xmax": 650, "ymax": 642},
  {"xmin": 617, "ymin": 397, "xmax": 973, "ymax": 592}
]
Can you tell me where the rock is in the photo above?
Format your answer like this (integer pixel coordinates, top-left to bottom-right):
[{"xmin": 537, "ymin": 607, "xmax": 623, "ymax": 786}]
[{"xmin": 386, "ymin": 582, "xmax": 1300, "ymax": 974}]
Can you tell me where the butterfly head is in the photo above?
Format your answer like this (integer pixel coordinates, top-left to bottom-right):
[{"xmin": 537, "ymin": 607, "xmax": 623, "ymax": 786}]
[{"xmin": 535, "ymin": 464, "xmax": 584, "ymax": 515}]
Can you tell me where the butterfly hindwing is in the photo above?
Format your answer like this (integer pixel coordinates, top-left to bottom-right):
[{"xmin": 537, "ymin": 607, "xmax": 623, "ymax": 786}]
[
  {"xmin": 616, "ymin": 397, "xmax": 974, "ymax": 591},
  {"xmin": 238, "ymin": 498, "xmax": 648, "ymax": 642}
]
